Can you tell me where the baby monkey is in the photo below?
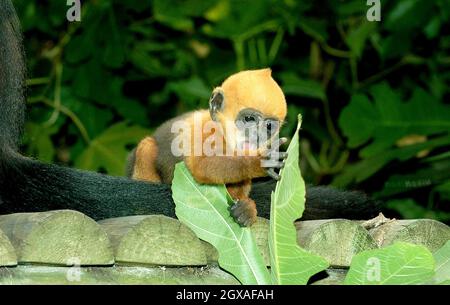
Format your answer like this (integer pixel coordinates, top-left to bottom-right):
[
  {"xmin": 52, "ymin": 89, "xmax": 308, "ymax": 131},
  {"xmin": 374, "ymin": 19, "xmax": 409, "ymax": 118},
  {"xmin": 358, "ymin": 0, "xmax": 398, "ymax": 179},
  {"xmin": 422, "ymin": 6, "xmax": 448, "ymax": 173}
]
[{"xmin": 127, "ymin": 68, "xmax": 288, "ymax": 226}]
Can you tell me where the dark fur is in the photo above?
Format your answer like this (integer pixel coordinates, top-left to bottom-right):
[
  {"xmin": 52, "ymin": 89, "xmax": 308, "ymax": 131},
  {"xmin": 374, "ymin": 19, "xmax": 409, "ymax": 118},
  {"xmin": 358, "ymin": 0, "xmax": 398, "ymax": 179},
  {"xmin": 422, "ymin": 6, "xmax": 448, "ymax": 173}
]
[
  {"xmin": 151, "ymin": 113, "xmax": 190, "ymax": 183},
  {"xmin": 0, "ymin": 0, "xmax": 380, "ymax": 220}
]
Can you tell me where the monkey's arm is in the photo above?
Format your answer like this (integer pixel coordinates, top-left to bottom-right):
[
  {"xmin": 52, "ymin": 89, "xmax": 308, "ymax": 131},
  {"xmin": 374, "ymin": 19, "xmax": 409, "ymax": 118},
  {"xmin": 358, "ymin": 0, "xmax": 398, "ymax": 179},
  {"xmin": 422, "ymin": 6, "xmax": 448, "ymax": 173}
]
[
  {"xmin": 184, "ymin": 135, "xmax": 287, "ymax": 185},
  {"xmin": 185, "ymin": 155, "xmax": 266, "ymax": 184}
]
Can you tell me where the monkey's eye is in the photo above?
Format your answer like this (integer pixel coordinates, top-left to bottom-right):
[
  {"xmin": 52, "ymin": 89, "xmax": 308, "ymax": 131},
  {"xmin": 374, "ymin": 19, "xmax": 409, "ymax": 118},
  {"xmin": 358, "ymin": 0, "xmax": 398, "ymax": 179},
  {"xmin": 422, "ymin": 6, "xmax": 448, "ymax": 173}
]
[
  {"xmin": 265, "ymin": 120, "xmax": 279, "ymax": 134},
  {"xmin": 244, "ymin": 115, "xmax": 256, "ymax": 123}
]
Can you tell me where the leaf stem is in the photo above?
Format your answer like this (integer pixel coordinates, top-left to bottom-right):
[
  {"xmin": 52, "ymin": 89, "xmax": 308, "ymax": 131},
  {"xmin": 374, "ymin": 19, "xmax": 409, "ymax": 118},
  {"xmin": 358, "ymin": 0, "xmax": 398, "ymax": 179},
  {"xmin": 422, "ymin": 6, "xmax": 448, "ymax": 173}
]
[
  {"xmin": 28, "ymin": 97, "xmax": 91, "ymax": 144},
  {"xmin": 233, "ymin": 39, "xmax": 246, "ymax": 71},
  {"xmin": 268, "ymin": 28, "xmax": 284, "ymax": 63},
  {"xmin": 322, "ymin": 97, "xmax": 344, "ymax": 147},
  {"xmin": 26, "ymin": 77, "xmax": 51, "ymax": 86}
]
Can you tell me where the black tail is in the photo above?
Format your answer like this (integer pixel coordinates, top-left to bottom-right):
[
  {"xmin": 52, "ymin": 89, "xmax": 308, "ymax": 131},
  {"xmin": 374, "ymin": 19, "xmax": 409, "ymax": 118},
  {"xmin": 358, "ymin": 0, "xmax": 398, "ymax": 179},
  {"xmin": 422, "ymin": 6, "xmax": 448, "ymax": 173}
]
[{"xmin": 0, "ymin": 0, "xmax": 380, "ymax": 221}]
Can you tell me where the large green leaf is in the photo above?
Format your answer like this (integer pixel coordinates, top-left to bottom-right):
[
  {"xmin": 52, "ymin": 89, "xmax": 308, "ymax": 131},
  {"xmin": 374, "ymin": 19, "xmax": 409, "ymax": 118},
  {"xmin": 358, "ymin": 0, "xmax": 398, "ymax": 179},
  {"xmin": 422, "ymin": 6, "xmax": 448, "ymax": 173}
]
[
  {"xmin": 269, "ymin": 114, "xmax": 329, "ymax": 284},
  {"xmin": 339, "ymin": 82, "xmax": 450, "ymax": 158},
  {"xmin": 432, "ymin": 240, "xmax": 450, "ymax": 284},
  {"xmin": 75, "ymin": 122, "xmax": 150, "ymax": 176},
  {"xmin": 172, "ymin": 163, "xmax": 270, "ymax": 285},
  {"xmin": 332, "ymin": 134, "xmax": 450, "ymax": 187},
  {"xmin": 280, "ymin": 72, "xmax": 326, "ymax": 101},
  {"xmin": 344, "ymin": 242, "xmax": 435, "ymax": 285}
]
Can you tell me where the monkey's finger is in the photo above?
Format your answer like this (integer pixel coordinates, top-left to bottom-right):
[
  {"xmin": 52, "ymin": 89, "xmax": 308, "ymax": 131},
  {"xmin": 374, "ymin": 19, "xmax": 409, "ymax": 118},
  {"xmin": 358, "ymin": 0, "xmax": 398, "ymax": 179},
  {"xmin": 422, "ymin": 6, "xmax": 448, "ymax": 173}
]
[
  {"xmin": 261, "ymin": 160, "xmax": 284, "ymax": 168},
  {"xmin": 271, "ymin": 137, "xmax": 288, "ymax": 150},
  {"xmin": 279, "ymin": 137, "xmax": 288, "ymax": 146},
  {"xmin": 263, "ymin": 137, "xmax": 288, "ymax": 156},
  {"xmin": 267, "ymin": 168, "xmax": 280, "ymax": 180},
  {"xmin": 261, "ymin": 151, "xmax": 288, "ymax": 161},
  {"xmin": 278, "ymin": 152, "xmax": 288, "ymax": 160}
]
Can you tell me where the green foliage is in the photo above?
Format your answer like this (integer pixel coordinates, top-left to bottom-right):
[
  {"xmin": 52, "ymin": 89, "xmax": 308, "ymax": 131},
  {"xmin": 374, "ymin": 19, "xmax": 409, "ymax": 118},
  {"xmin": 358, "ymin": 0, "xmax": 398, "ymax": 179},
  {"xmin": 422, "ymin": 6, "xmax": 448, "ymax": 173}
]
[
  {"xmin": 75, "ymin": 122, "xmax": 151, "ymax": 176},
  {"xmin": 339, "ymin": 83, "xmax": 450, "ymax": 156},
  {"xmin": 269, "ymin": 115, "xmax": 328, "ymax": 284},
  {"xmin": 172, "ymin": 163, "xmax": 270, "ymax": 285},
  {"xmin": 344, "ymin": 240, "xmax": 450, "ymax": 285},
  {"xmin": 171, "ymin": 117, "xmax": 449, "ymax": 285},
  {"xmin": 344, "ymin": 242, "xmax": 435, "ymax": 285},
  {"xmin": 16, "ymin": 0, "xmax": 450, "ymax": 222}
]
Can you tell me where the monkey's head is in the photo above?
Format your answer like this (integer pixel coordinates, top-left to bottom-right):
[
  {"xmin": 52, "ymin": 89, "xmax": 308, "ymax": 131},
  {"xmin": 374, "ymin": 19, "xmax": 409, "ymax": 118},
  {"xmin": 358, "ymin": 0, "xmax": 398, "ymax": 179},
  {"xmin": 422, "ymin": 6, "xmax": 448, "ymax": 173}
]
[{"xmin": 209, "ymin": 68, "xmax": 287, "ymax": 152}]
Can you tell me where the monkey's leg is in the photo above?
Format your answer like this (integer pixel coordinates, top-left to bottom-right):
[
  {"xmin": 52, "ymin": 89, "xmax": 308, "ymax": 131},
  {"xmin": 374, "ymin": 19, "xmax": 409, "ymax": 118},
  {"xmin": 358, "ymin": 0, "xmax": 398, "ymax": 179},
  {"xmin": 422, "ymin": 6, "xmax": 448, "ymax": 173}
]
[
  {"xmin": 226, "ymin": 180, "xmax": 257, "ymax": 227},
  {"xmin": 131, "ymin": 137, "xmax": 162, "ymax": 183}
]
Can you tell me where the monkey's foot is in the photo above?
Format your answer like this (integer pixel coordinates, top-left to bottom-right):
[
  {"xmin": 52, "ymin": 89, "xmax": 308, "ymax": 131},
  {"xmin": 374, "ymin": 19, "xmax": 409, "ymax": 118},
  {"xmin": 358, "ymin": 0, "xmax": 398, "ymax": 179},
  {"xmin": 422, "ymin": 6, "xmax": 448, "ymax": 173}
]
[{"xmin": 230, "ymin": 199, "xmax": 257, "ymax": 227}]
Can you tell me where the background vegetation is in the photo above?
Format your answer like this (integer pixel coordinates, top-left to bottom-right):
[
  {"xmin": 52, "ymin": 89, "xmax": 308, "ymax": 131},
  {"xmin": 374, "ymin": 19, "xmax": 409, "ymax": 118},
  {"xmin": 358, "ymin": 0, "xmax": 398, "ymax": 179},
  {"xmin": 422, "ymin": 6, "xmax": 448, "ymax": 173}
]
[{"xmin": 14, "ymin": 0, "xmax": 450, "ymax": 223}]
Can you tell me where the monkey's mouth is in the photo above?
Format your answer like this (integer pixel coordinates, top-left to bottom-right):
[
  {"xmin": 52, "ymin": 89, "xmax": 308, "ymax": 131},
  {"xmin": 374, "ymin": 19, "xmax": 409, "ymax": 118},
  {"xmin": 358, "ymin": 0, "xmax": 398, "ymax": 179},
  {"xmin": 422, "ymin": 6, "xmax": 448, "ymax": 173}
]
[{"xmin": 238, "ymin": 140, "xmax": 258, "ymax": 152}]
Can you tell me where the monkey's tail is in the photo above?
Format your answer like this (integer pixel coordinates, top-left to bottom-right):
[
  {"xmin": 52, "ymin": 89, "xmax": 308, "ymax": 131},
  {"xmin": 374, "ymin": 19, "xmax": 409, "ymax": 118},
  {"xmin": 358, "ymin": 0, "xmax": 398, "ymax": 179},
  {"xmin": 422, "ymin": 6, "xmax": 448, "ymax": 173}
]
[
  {"xmin": 0, "ymin": 0, "xmax": 380, "ymax": 220},
  {"xmin": 0, "ymin": 0, "xmax": 172, "ymax": 219}
]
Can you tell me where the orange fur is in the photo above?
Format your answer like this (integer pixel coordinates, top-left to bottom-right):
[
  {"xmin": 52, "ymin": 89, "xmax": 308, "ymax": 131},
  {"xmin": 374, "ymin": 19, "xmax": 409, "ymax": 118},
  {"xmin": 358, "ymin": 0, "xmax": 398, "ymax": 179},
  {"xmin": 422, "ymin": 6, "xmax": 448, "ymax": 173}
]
[
  {"xmin": 217, "ymin": 68, "xmax": 287, "ymax": 127},
  {"xmin": 132, "ymin": 137, "xmax": 161, "ymax": 182},
  {"xmin": 183, "ymin": 110, "xmax": 267, "ymax": 184},
  {"xmin": 226, "ymin": 180, "xmax": 252, "ymax": 199},
  {"xmin": 129, "ymin": 69, "xmax": 287, "ymax": 226}
]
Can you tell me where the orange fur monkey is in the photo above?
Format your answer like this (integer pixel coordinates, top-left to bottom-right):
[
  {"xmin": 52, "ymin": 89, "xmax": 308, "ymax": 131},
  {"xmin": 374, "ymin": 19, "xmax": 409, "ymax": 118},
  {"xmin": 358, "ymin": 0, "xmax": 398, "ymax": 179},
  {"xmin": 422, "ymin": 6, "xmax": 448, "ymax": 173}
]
[{"xmin": 127, "ymin": 69, "xmax": 288, "ymax": 226}]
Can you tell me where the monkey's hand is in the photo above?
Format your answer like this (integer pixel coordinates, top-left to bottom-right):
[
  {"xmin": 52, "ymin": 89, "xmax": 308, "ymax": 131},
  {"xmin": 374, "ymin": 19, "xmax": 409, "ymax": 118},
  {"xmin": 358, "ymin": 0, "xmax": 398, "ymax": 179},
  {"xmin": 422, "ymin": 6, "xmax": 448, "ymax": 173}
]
[{"xmin": 260, "ymin": 137, "xmax": 288, "ymax": 180}]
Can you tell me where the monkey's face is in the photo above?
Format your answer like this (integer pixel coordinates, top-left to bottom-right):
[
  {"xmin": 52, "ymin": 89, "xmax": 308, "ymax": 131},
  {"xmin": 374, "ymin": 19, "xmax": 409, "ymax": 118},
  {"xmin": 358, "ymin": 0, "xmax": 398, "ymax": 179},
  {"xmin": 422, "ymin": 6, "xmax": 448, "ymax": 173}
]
[
  {"xmin": 233, "ymin": 108, "xmax": 280, "ymax": 152},
  {"xmin": 209, "ymin": 68, "xmax": 287, "ymax": 154}
]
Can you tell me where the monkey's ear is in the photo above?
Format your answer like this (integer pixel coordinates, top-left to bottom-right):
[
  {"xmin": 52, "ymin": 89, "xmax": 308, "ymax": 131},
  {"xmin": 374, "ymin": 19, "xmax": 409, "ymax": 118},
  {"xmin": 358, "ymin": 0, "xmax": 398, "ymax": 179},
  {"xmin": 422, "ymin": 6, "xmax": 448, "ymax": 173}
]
[{"xmin": 209, "ymin": 88, "xmax": 224, "ymax": 121}]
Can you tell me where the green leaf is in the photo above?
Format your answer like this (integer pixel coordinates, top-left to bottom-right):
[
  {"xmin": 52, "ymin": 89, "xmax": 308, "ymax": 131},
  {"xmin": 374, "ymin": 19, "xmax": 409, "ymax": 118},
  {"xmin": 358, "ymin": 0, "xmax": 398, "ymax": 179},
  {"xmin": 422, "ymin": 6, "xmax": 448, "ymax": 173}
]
[
  {"xmin": 332, "ymin": 134, "xmax": 450, "ymax": 186},
  {"xmin": 101, "ymin": 8, "xmax": 126, "ymax": 69},
  {"xmin": 345, "ymin": 242, "xmax": 435, "ymax": 285},
  {"xmin": 333, "ymin": 0, "xmax": 367, "ymax": 18},
  {"xmin": 172, "ymin": 162, "xmax": 271, "ymax": 285},
  {"xmin": 108, "ymin": 79, "xmax": 148, "ymax": 125},
  {"xmin": 432, "ymin": 240, "xmax": 450, "ymax": 284},
  {"xmin": 298, "ymin": 17, "xmax": 329, "ymax": 43},
  {"xmin": 201, "ymin": 0, "xmax": 273, "ymax": 39},
  {"xmin": 434, "ymin": 181, "xmax": 450, "ymax": 201},
  {"xmin": 269, "ymin": 114, "xmax": 329, "ymax": 284},
  {"xmin": 339, "ymin": 82, "xmax": 450, "ymax": 158},
  {"xmin": 168, "ymin": 77, "xmax": 212, "ymax": 106},
  {"xmin": 24, "ymin": 122, "xmax": 58, "ymax": 163},
  {"xmin": 153, "ymin": 0, "xmax": 215, "ymax": 31},
  {"xmin": 376, "ymin": 159, "xmax": 450, "ymax": 198},
  {"xmin": 338, "ymin": 93, "xmax": 379, "ymax": 148},
  {"xmin": 65, "ymin": 32, "xmax": 96, "ymax": 64},
  {"xmin": 346, "ymin": 21, "xmax": 376, "ymax": 59},
  {"xmin": 129, "ymin": 44, "xmax": 169, "ymax": 77},
  {"xmin": 385, "ymin": 0, "xmax": 434, "ymax": 33},
  {"xmin": 379, "ymin": 33, "xmax": 412, "ymax": 60},
  {"xmin": 424, "ymin": 17, "xmax": 442, "ymax": 39},
  {"xmin": 386, "ymin": 199, "xmax": 450, "ymax": 224},
  {"xmin": 280, "ymin": 72, "xmax": 326, "ymax": 101},
  {"xmin": 75, "ymin": 122, "xmax": 150, "ymax": 176},
  {"xmin": 61, "ymin": 87, "xmax": 113, "ymax": 138},
  {"xmin": 72, "ymin": 59, "xmax": 112, "ymax": 104}
]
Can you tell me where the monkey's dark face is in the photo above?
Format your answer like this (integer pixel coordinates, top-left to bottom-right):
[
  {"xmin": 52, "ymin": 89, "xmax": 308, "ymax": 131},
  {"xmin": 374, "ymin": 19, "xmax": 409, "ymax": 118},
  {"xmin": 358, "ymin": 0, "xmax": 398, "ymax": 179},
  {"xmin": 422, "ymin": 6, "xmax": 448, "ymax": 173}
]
[{"xmin": 235, "ymin": 108, "xmax": 280, "ymax": 151}]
